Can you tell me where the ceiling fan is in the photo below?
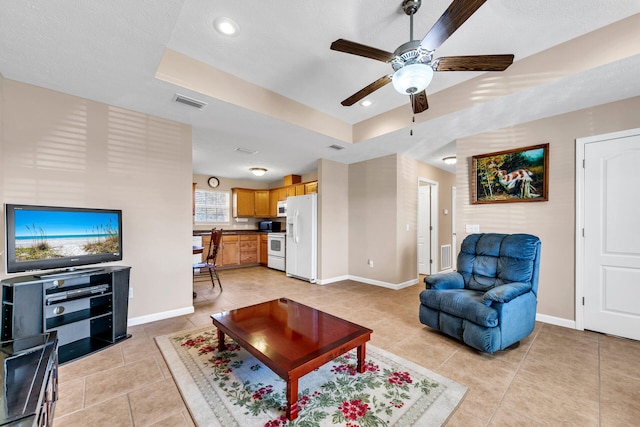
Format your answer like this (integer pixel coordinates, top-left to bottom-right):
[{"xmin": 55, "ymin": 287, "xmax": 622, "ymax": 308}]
[{"xmin": 330, "ymin": 0, "xmax": 514, "ymax": 114}]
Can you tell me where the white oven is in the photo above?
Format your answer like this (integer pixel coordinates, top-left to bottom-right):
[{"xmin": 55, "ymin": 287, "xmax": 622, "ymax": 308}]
[
  {"xmin": 277, "ymin": 200, "xmax": 287, "ymax": 217},
  {"xmin": 267, "ymin": 232, "xmax": 286, "ymax": 271}
]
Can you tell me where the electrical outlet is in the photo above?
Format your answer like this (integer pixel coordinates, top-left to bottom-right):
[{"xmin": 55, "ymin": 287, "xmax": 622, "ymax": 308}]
[
  {"xmin": 368, "ymin": 259, "xmax": 374, "ymax": 268},
  {"xmin": 129, "ymin": 288, "xmax": 133, "ymax": 298}
]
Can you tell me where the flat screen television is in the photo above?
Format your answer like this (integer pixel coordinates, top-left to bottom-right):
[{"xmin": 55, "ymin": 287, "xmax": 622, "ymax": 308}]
[{"xmin": 4, "ymin": 204, "xmax": 123, "ymax": 274}]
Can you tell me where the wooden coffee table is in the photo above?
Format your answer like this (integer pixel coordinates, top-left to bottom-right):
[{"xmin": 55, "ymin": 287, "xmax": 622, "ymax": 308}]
[{"xmin": 211, "ymin": 298, "xmax": 372, "ymax": 421}]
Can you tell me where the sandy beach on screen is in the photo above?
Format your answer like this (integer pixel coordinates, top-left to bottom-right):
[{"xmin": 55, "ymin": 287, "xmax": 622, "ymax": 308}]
[{"xmin": 15, "ymin": 236, "xmax": 99, "ymax": 257}]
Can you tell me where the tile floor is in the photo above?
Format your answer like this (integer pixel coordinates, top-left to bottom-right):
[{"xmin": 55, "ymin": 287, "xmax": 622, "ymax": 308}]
[{"xmin": 53, "ymin": 266, "xmax": 640, "ymax": 426}]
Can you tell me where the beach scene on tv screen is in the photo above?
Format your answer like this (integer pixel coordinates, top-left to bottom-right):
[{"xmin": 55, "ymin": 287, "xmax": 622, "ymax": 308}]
[{"xmin": 14, "ymin": 210, "xmax": 120, "ymax": 262}]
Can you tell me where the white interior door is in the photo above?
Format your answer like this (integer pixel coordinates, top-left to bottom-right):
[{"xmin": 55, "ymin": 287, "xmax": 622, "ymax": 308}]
[
  {"xmin": 451, "ymin": 186, "xmax": 457, "ymax": 271},
  {"xmin": 417, "ymin": 180, "xmax": 437, "ymax": 274},
  {"xmin": 582, "ymin": 130, "xmax": 640, "ymax": 340}
]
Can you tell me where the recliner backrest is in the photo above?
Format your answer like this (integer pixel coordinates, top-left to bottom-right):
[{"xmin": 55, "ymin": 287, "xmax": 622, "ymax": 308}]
[{"xmin": 457, "ymin": 233, "xmax": 541, "ymax": 294}]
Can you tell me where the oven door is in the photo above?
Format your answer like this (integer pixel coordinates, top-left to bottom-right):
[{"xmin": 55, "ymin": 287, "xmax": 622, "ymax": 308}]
[{"xmin": 267, "ymin": 234, "xmax": 285, "ymax": 257}]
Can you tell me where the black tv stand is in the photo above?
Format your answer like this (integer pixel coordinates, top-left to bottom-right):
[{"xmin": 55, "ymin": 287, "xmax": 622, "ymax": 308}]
[
  {"xmin": 1, "ymin": 266, "xmax": 131, "ymax": 364},
  {"xmin": 34, "ymin": 267, "xmax": 106, "ymax": 279}
]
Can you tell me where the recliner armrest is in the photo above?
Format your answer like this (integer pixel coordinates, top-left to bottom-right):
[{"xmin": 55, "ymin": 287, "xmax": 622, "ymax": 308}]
[
  {"xmin": 425, "ymin": 272, "xmax": 464, "ymax": 290},
  {"xmin": 482, "ymin": 282, "xmax": 531, "ymax": 305}
]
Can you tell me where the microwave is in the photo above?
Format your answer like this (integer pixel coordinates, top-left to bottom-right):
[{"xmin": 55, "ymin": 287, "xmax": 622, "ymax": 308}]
[
  {"xmin": 277, "ymin": 200, "xmax": 287, "ymax": 217},
  {"xmin": 258, "ymin": 220, "xmax": 282, "ymax": 232}
]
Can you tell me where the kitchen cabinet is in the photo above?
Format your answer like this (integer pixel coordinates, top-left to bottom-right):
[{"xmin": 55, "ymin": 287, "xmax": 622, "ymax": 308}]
[
  {"xmin": 233, "ymin": 188, "xmax": 271, "ymax": 218},
  {"xmin": 269, "ymin": 189, "xmax": 279, "ymax": 217},
  {"xmin": 192, "ymin": 183, "xmax": 197, "ymax": 216},
  {"xmin": 239, "ymin": 235, "xmax": 259, "ymax": 265},
  {"xmin": 233, "ymin": 188, "xmax": 255, "ymax": 217},
  {"xmin": 236, "ymin": 180, "xmax": 318, "ymax": 218},
  {"xmin": 255, "ymin": 190, "xmax": 270, "ymax": 217},
  {"xmin": 260, "ymin": 234, "xmax": 268, "ymax": 265},
  {"xmin": 200, "ymin": 233, "xmax": 211, "ymax": 262},
  {"xmin": 220, "ymin": 235, "xmax": 239, "ymax": 266},
  {"xmin": 304, "ymin": 181, "xmax": 317, "ymax": 194}
]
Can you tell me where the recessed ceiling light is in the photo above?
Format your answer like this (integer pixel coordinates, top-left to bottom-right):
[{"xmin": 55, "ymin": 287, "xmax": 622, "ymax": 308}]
[
  {"xmin": 360, "ymin": 99, "xmax": 373, "ymax": 107},
  {"xmin": 213, "ymin": 17, "xmax": 239, "ymax": 36}
]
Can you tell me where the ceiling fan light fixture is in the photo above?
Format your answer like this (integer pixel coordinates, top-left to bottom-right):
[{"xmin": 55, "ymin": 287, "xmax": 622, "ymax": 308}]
[
  {"xmin": 392, "ymin": 63, "xmax": 433, "ymax": 95},
  {"xmin": 443, "ymin": 156, "xmax": 457, "ymax": 165},
  {"xmin": 250, "ymin": 167, "xmax": 267, "ymax": 176}
]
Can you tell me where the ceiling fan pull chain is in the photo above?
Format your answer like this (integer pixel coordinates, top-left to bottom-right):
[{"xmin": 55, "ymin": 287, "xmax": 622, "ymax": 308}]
[{"xmin": 409, "ymin": 9, "xmax": 414, "ymax": 41}]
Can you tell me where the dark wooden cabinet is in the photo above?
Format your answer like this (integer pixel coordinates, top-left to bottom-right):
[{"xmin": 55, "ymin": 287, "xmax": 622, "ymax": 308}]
[
  {"xmin": 1, "ymin": 266, "xmax": 131, "ymax": 364},
  {"xmin": 0, "ymin": 332, "xmax": 58, "ymax": 427}
]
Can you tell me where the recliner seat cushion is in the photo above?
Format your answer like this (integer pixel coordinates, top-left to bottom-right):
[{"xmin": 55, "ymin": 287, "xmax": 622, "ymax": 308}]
[{"xmin": 420, "ymin": 289, "xmax": 498, "ymax": 328}]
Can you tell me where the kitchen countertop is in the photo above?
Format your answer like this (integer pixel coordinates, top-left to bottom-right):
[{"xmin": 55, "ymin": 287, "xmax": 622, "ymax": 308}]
[{"xmin": 193, "ymin": 230, "xmax": 277, "ymax": 236}]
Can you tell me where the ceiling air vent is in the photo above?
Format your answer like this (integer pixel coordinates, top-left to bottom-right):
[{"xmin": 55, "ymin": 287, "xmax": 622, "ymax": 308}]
[
  {"xmin": 235, "ymin": 147, "xmax": 258, "ymax": 155},
  {"xmin": 329, "ymin": 144, "xmax": 345, "ymax": 150},
  {"xmin": 173, "ymin": 93, "xmax": 208, "ymax": 110}
]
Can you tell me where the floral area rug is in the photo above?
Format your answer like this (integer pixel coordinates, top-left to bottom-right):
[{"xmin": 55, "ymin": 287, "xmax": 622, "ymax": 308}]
[{"xmin": 155, "ymin": 326, "xmax": 466, "ymax": 426}]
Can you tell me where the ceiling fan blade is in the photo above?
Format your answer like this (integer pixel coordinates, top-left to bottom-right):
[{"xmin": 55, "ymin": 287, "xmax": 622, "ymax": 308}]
[
  {"xmin": 433, "ymin": 54, "xmax": 514, "ymax": 71},
  {"xmin": 341, "ymin": 75, "xmax": 392, "ymax": 106},
  {"xmin": 331, "ymin": 39, "xmax": 395, "ymax": 63},
  {"xmin": 420, "ymin": 0, "xmax": 487, "ymax": 51},
  {"xmin": 410, "ymin": 91, "xmax": 429, "ymax": 114}
]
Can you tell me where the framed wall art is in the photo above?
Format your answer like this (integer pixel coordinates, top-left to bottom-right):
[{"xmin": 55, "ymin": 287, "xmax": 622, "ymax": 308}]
[{"xmin": 472, "ymin": 143, "xmax": 549, "ymax": 204}]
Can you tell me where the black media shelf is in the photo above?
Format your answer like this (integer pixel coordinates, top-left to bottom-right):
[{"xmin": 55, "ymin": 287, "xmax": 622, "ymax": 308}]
[
  {"xmin": 1, "ymin": 266, "xmax": 131, "ymax": 364},
  {"xmin": 58, "ymin": 336, "xmax": 111, "ymax": 364},
  {"xmin": 45, "ymin": 307, "xmax": 113, "ymax": 330}
]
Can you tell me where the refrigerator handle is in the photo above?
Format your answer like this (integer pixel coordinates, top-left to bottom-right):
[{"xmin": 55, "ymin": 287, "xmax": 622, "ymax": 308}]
[{"xmin": 294, "ymin": 210, "xmax": 300, "ymax": 243}]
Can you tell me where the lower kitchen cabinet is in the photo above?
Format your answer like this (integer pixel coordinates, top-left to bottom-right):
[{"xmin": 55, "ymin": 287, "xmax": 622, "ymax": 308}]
[
  {"xmin": 239, "ymin": 235, "xmax": 259, "ymax": 265},
  {"xmin": 220, "ymin": 235, "xmax": 239, "ymax": 267},
  {"xmin": 260, "ymin": 234, "xmax": 268, "ymax": 265}
]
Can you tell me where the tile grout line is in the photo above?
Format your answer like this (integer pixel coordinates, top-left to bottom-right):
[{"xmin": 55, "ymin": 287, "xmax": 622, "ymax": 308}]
[{"xmin": 484, "ymin": 323, "xmax": 545, "ymax": 426}]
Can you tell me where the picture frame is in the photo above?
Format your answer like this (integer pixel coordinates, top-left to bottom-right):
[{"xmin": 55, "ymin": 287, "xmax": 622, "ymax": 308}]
[{"xmin": 471, "ymin": 143, "xmax": 549, "ymax": 204}]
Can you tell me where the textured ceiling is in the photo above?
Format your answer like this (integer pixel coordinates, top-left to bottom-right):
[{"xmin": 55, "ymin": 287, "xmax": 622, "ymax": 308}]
[{"xmin": 1, "ymin": 1, "xmax": 639, "ymax": 182}]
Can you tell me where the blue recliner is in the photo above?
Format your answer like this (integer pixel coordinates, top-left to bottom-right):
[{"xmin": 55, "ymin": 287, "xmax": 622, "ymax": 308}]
[{"xmin": 419, "ymin": 233, "xmax": 541, "ymax": 353}]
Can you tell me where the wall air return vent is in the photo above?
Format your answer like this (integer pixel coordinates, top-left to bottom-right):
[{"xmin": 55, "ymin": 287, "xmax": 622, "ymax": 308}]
[{"xmin": 173, "ymin": 93, "xmax": 208, "ymax": 110}]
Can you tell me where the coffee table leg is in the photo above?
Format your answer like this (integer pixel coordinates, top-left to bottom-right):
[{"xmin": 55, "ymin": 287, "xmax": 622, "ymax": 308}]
[
  {"xmin": 357, "ymin": 343, "xmax": 366, "ymax": 373},
  {"xmin": 285, "ymin": 379, "xmax": 299, "ymax": 420},
  {"xmin": 217, "ymin": 329, "xmax": 226, "ymax": 351}
]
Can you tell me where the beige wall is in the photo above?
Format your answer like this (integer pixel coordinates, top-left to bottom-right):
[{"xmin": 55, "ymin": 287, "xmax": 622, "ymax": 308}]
[
  {"xmin": 0, "ymin": 77, "xmax": 194, "ymax": 323},
  {"xmin": 317, "ymin": 159, "xmax": 349, "ymax": 281},
  {"xmin": 345, "ymin": 154, "xmax": 455, "ymax": 286},
  {"xmin": 456, "ymin": 96, "xmax": 640, "ymax": 322}
]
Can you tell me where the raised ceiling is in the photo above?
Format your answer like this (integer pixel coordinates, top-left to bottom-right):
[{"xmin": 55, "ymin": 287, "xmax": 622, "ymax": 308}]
[{"xmin": 1, "ymin": 1, "xmax": 639, "ymax": 180}]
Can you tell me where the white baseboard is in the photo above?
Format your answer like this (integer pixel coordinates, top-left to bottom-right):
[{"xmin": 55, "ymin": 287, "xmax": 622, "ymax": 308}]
[
  {"xmin": 536, "ymin": 313, "xmax": 576, "ymax": 329},
  {"xmin": 346, "ymin": 275, "xmax": 418, "ymax": 290},
  {"xmin": 315, "ymin": 275, "xmax": 349, "ymax": 285},
  {"xmin": 128, "ymin": 305, "xmax": 194, "ymax": 327}
]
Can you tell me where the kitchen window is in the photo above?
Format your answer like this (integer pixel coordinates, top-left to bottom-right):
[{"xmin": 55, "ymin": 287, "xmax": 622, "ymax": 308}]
[{"xmin": 194, "ymin": 189, "xmax": 230, "ymax": 223}]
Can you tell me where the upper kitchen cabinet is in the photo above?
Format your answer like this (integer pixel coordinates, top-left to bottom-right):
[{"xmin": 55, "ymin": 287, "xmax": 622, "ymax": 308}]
[
  {"xmin": 254, "ymin": 190, "xmax": 270, "ymax": 217},
  {"xmin": 232, "ymin": 188, "xmax": 271, "ymax": 218},
  {"xmin": 304, "ymin": 181, "xmax": 317, "ymax": 194},
  {"xmin": 232, "ymin": 188, "xmax": 255, "ymax": 217},
  {"xmin": 233, "ymin": 179, "xmax": 317, "ymax": 218}
]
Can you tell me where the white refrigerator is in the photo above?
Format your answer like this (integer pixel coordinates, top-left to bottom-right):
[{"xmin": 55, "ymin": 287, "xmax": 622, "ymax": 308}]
[{"xmin": 286, "ymin": 193, "xmax": 317, "ymax": 283}]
